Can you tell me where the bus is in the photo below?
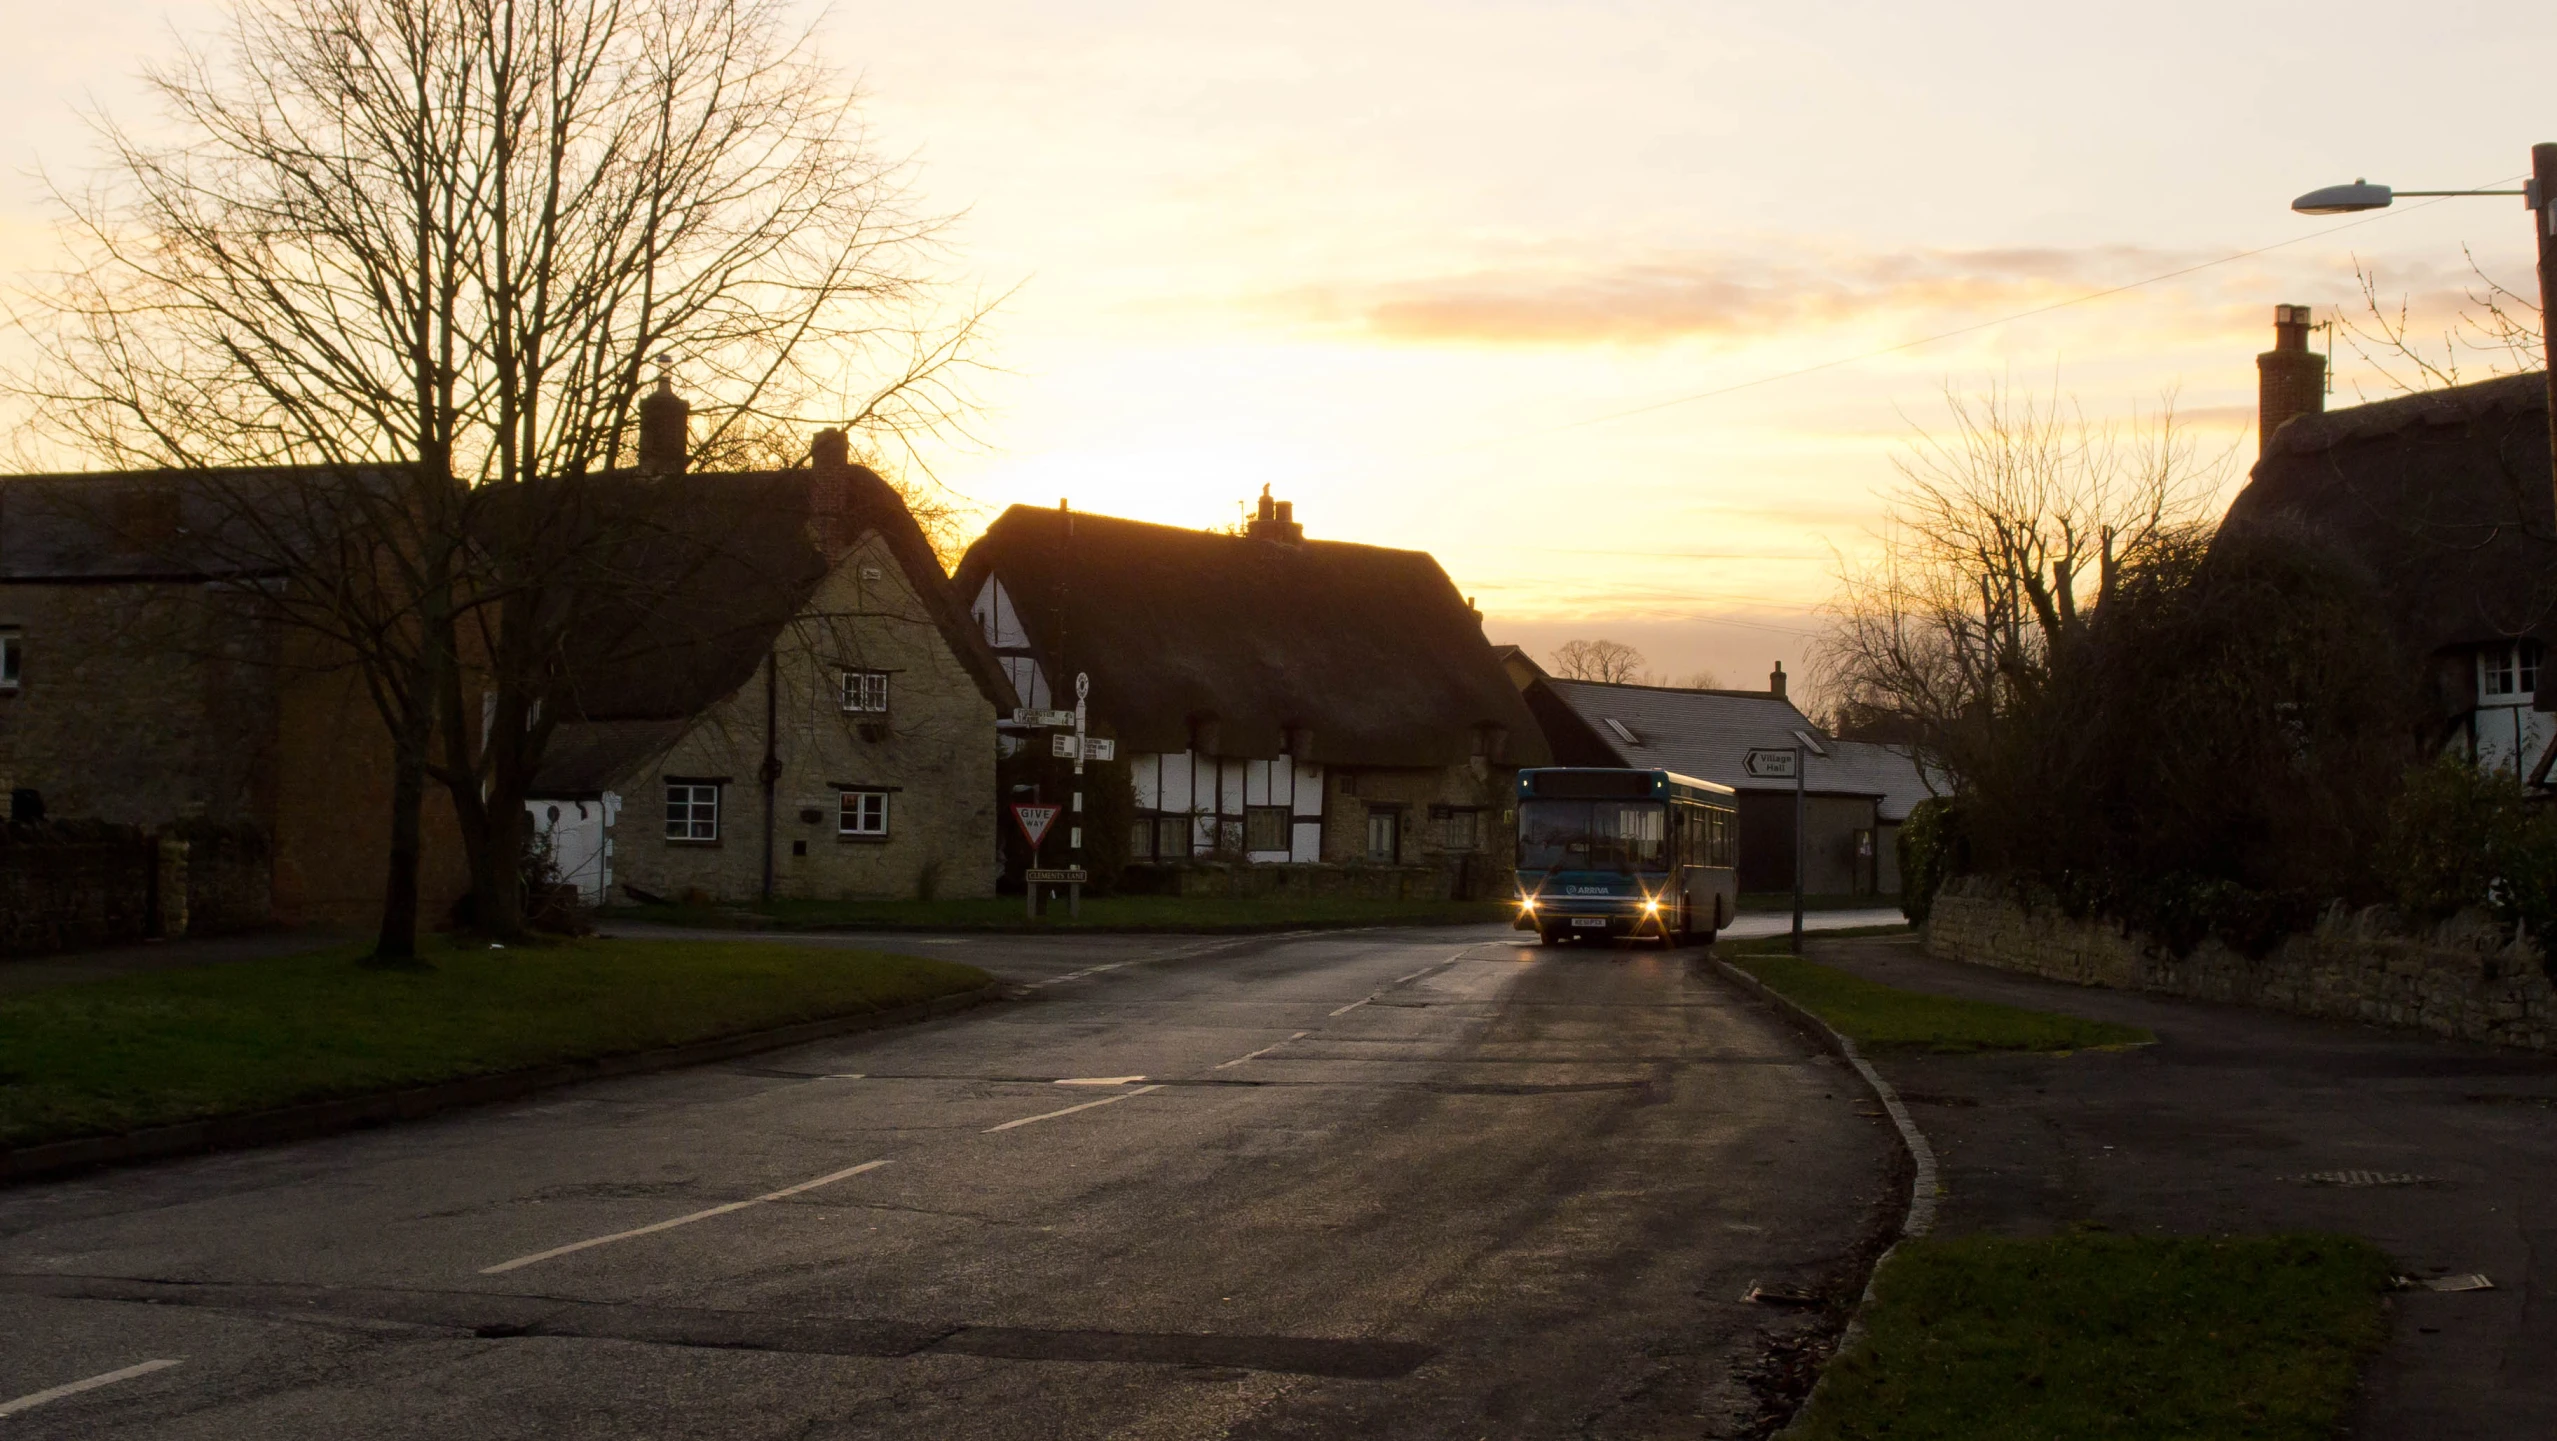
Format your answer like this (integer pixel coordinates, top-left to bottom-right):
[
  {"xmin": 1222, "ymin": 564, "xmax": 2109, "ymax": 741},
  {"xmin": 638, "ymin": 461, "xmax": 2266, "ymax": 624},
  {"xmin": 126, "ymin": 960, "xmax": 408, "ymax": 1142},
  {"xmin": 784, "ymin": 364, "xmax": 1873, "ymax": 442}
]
[{"xmin": 1513, "ymin": 767, "xmax": 1738, "ymax": 946}]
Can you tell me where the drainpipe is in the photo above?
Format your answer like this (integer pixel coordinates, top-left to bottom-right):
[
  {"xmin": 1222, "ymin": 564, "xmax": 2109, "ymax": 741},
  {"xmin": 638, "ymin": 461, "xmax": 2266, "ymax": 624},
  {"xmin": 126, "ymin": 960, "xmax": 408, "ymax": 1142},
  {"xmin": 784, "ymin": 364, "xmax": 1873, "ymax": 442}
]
[{"xmin": 760, "ymin": 649, "xmax": 780, "ymax": 902}]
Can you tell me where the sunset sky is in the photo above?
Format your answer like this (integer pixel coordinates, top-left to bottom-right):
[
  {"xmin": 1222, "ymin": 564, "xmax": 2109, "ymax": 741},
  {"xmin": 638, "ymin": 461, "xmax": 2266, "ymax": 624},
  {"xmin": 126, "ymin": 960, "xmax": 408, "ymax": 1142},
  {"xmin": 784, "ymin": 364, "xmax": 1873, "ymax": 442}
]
[{"xmin": 5, "ymin": 0, "xmax": 2554, "ymax": 690}]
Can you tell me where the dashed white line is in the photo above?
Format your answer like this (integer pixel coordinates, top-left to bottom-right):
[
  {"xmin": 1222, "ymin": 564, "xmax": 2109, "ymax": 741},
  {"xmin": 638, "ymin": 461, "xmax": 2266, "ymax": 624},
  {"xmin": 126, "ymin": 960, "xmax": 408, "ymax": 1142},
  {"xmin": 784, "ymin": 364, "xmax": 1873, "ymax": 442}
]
[
  {"xmin": 1056, "ymin": 1075, "xmax": 1146, "ymax": 1086},
  {"xmin": 1327, "ymin": 998, "xmax": 1370, "ymax": 1017},
  {"xmin": 478, "ymin": 1159, "xmax": 891, "ymax": 1274},
  {"xmin": 984, "ymin": 1084, "xmax": 1163, "ymax": 1132},
  {"xmin": 0, "ymin": 1360, "xmax": 182, "ymax": 1417},
  {"xmin": 1212, "ymin": 1031, "xmax": 1310, "ymax": 1070}
]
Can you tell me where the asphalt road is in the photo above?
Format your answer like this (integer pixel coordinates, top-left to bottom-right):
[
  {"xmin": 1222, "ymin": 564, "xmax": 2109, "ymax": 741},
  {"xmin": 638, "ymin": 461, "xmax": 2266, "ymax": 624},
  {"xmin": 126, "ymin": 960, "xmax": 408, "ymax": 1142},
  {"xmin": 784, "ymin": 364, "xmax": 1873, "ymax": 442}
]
[{"xmin": 0, "ymin": 924, "xmax": 1897, "ymax": 1439}]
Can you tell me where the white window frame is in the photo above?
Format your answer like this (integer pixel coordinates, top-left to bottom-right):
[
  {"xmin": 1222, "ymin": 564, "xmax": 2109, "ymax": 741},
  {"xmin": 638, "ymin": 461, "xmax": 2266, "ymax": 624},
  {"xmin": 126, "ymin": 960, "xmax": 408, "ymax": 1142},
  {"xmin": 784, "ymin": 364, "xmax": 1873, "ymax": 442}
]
[
  {"xmin": 0, "ymin": 629, "xmax": 18, "ymax": 691},
  {"xmin": 840, "ymin": 669, "xmax": 891, "ymax": 714},
  {"xmin": 839, "ymin": 789, "xmax": 890, "ymax": 837},
  {"xmin": 2480, "ymin": 641, "xmax": 2541, "ymax": 702},
  {"xmin": 665, "ymin": 781, "xmax": 720, "ymax": 841}
]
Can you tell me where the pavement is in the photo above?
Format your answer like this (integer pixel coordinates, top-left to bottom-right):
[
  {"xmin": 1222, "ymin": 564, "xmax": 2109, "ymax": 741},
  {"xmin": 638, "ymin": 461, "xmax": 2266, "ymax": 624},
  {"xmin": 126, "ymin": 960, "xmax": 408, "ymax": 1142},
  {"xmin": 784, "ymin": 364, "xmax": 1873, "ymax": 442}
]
[
  {"xmin": 0, "ymin": 923, "xmax": 1904, "ymax": 1439},
  {"xmin": 1808, "ymin": 932, "xmax": 2557, "ymax": 1441}
]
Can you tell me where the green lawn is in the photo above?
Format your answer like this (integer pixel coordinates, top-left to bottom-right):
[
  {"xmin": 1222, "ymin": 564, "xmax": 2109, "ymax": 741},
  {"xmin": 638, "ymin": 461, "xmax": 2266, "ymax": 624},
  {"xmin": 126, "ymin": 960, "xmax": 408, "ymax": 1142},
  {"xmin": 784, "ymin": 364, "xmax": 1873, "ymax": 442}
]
[
  {"xmin": 0, "ymin": 937, "xmax": 990, "ymax": 1149},
  {"xmin": 1787, "ymin": 1232, "xmax": 2394, "ymax": 1440},
  {"xmin": 1727, "ymin": 949, "xmax": 2153, "ymax": 1054},
  {"xmin": 601, "ymin": 895, "xmax": 1518, "ymax": 932}
]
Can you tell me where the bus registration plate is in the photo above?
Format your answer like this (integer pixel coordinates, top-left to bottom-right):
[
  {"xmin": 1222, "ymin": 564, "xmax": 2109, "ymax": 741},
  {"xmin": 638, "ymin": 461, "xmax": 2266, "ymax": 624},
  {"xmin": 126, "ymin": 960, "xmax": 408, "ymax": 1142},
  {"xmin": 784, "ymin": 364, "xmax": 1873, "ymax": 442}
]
[{"xmin": 1570, "ymin": 917, "xmax": 1607, "ymax": 928}]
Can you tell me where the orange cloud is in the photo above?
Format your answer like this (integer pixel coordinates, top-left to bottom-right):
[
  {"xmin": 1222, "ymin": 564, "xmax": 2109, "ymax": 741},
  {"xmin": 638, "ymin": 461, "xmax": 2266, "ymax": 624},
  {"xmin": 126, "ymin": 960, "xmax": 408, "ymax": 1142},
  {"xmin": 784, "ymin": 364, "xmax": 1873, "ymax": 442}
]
[{"xmin": 1278, "ymin": 244, "xmax": 2205, "ymax": 346}]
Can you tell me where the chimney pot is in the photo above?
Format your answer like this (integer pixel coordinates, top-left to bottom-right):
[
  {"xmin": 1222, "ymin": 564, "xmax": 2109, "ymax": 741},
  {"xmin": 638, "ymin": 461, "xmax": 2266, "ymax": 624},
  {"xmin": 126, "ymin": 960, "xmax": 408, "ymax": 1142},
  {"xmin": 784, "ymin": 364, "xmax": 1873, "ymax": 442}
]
[
  {"xmin": 636, "ymin": 374, "xmax": 690, "ymax": 475},
  {"xmin": 1769, "ymin": 661, "xmax": 1787, "ymax": 700},
  {"xmin": 1245, "ymin": 490, "xmax": 1305, "ymax": 543}
]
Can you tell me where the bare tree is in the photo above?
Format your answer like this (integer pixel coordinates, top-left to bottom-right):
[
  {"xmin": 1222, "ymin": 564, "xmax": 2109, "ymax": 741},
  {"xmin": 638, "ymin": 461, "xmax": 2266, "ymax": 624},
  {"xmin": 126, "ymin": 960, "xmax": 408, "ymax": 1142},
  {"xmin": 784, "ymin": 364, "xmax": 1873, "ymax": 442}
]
[
  {"xmin": 14, "ymin": 0, "xmax": 989, "ymax": 954},
  {"xmin": 1551, "ymin": 638, "xmax": 1650, "ymax": 684},
  {"xmin": 1814, "ymin": 382, "xmax": 2229, "ymax": 785},
  {"xmin": 1670, "ymin": 669, "xmax": 1723, "ymax": 691},
  {"xmin": 2335, "ymin": 251, "xmax": 2544, "ymax": 399}
]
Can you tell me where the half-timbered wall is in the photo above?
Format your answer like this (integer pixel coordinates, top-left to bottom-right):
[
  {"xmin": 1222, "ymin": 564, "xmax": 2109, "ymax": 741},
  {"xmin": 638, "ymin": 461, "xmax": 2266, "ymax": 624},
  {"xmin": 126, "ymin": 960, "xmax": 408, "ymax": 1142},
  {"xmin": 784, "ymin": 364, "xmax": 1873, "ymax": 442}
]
[
  {"xmin": 1131, "ymin": 750, "xmax": 1324, "ymax": 863},
  {"xmin": 968, "ymin": 577, "xmax": 1051, "ymax": 711}
]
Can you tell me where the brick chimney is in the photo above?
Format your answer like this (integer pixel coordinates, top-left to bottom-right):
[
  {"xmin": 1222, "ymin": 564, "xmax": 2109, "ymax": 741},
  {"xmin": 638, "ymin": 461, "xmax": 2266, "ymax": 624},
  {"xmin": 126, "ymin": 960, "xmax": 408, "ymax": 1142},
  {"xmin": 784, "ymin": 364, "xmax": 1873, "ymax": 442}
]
[
  {"xmin": 1768, "ymin": 661, "xmax": 1787, "ymax": 701},
  {"xmin": 2256, "ymin": 303, "xmax": 2325, "ymax": 456},
  {"xmin": 808, "ymin": 427, "xmax": 854, "ymax": 556},
  {"xmin": 1245, "ymin": 485, "xmax": 1304, "ymax": 543},
  {"xmin": 636, "ymin": 375, "xmax": 690, "ymax": 475}
]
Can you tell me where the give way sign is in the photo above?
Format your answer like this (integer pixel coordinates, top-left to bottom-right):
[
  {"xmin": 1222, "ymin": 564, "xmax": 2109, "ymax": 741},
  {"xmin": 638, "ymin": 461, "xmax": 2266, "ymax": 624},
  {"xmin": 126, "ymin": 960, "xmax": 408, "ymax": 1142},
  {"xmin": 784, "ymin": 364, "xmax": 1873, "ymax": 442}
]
[{"xmin": 1010, "ymin": 804, "xmax": 1061, "ymax": 849}]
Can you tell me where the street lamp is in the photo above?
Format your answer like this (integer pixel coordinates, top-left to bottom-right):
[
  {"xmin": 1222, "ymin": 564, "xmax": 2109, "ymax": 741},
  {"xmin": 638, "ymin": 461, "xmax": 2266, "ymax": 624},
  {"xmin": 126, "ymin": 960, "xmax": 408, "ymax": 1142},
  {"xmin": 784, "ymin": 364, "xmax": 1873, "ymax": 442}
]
[{"xmin": 2290, "ymin": 145, "xmax": 2557, "ymax": 518}]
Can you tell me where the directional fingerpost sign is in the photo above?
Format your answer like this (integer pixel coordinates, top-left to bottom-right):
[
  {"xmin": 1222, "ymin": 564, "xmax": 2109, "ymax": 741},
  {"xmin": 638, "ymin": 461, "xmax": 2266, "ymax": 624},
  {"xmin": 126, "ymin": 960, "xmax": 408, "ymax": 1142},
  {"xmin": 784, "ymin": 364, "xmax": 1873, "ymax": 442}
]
[
  {"xmin": 1743, "ymin": 747, "xmax": 1799, "ymax": 780},
  {"xmin": 1011, "ymin": 804, "xmax": 1060, "ymax": 849},
  {"xmin": 1050, "ymin": 734, "xmax": 1115, "ymax": 762}
]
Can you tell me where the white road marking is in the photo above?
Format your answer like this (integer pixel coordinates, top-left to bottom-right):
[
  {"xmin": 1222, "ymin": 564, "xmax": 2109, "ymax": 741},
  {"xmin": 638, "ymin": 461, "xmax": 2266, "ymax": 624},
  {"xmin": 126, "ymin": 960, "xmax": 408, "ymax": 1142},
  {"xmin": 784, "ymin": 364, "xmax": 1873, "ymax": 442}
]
[
  {"xmin": 1213, "ymin": 1032, "xmax": 1310, "ymax": 1069},
  {"xmin": 1327, "ymin": 998, "xmax": 1369, "ymax": 1017},
  {"xmin": 984, "ymin": 1084, "xmax": 1163, "ymax": 1132},
  {"xmin": 1055, "ymin": 1076, "xmax": 1146, "ymax": 1086},
  {"xmin": 0, "ymin": 1359, "xmax": 182, "ymax": 1417},
  {"xmin": 478, "ymin": 1159, "xmax": 891, "ymax": 1274}
]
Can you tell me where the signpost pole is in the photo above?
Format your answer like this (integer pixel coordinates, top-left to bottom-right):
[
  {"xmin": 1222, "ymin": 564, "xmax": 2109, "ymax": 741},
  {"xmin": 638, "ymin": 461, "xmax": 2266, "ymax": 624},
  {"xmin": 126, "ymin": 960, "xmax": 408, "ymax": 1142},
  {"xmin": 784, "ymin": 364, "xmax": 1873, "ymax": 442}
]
[
  {"xmin": 1026, "ymin": 826, "xmax": 1040, "ymax": 920},
  {"xmin": 1792, "ymin": 742, "xmax": 1806, "ymax": 955},
  {"xmin": 1071, "ymin": 673, "xmax": 1089, "ymax": 921}
]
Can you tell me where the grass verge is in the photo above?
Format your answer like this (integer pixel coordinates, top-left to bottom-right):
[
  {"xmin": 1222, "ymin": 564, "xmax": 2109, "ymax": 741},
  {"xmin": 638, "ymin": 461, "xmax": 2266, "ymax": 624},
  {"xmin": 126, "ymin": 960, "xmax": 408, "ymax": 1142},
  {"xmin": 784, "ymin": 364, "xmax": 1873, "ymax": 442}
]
[
  {"xmin": 600, "ymin": 895, "xmax": 1517, "ymax": 932},
  {"xmin": 0, "ymin": 936, "xmax": 990, "ymax": 1149},
  {"xmin": 1788, "ymin": 1231, "xmax": 2394, "ymax": 1440},
  {"xmin": 1725, "ymin": 948, "xmax": 2152, "ymax": 1053}
]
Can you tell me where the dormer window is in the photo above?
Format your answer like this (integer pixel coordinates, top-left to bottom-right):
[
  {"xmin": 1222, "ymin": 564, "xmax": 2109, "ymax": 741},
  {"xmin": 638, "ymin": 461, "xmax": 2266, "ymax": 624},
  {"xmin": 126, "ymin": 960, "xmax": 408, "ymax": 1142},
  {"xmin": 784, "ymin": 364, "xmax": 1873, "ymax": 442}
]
[{"xmin": 2480, "ymin": 641, "xmax": 2540, "ymax": 702}]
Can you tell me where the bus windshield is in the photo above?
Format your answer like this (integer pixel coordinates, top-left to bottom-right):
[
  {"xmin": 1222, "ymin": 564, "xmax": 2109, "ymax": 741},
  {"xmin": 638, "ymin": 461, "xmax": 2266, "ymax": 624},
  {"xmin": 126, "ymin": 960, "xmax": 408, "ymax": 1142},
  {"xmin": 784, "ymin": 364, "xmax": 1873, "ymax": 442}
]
[{"xmin": 1519, "ymin": 799, "xmax": 1667, "ymax": 872}]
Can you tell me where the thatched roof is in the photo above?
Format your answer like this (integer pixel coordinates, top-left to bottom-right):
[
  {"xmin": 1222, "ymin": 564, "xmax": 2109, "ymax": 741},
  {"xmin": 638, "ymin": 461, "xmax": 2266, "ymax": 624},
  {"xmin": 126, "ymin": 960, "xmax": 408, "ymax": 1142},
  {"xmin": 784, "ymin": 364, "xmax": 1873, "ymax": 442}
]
[
  {"xmin": 954, "ymin": 505, "xmax": 1550, "ymax": 769},
  {"xmin": 2223, "ymin": 370, "xmax": 2557, "ymax": 660}
]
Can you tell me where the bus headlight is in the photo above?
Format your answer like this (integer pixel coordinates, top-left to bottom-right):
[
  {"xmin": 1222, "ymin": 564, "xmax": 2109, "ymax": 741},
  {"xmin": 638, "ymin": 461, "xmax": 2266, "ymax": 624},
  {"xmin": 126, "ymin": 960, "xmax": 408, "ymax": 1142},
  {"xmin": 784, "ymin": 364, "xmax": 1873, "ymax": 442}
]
[
  {"xmin": 1519, "ymin": 896, "xmax": 1537, "ymax": 913},
  {"xmin": 1642, "ymin": 898, "xmax": 1660, "ymax": 913}
]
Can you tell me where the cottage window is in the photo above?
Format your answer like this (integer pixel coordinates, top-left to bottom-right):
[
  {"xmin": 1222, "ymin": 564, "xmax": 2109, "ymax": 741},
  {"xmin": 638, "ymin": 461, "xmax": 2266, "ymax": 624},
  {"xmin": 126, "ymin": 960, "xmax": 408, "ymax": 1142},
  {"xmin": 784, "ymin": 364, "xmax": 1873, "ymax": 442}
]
[
  {"xmin": 2481, "ymin": 641, "xmax": 2540, "ymax": 701},
  {"xmin": 1434, "ymin": 806, "xmax": 1481, "ymax": 852},
  {"xmin": 839, "ymin": 789, "xmax": 890, "ymax": 837},
  {"xmin": 665, "ymin": 781, "xmax": 720, "ymax": 841},
  {"xmin": 0, "ymin": 630, "xmax": 18, "ymax": 691},
  {"xmin": 1244, "ymin": 806, "xmax": 1289, "ymax": 853},
  {"xmin": 840, "ymin": 669, "xmax": 891, "ymax": 714},
  {"xmin": 1129, "ymin": 819, "xmax": 1157, "ymax": 859},
  {"xmin": 1157, "ymin": 816, "xmax": 1192, "ymax": 859}
]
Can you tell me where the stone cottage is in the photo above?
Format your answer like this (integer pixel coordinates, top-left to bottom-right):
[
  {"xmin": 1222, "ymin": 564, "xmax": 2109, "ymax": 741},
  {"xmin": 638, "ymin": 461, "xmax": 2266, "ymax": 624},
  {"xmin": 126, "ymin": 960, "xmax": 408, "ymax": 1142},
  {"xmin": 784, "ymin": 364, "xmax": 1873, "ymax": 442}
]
[
  {"xmin": 952, "ymin": 489, "xmax": 1549, "ymax": 897},
  {"xmin": 0, "ymin": 401, "xmax": 1010, "ymax": 921},
  {"xmin": 530, "ymin": 428, "xmax": 1015, "ymax": 905}
]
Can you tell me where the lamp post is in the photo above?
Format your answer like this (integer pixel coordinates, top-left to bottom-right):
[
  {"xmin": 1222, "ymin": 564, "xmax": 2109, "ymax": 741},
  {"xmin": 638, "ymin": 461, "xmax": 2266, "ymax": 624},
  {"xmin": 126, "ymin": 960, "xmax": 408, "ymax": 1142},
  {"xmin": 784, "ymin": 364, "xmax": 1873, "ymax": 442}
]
[{"xmin": 2291, "ymin": 144, "xmax": 2557, "ymax": 516}]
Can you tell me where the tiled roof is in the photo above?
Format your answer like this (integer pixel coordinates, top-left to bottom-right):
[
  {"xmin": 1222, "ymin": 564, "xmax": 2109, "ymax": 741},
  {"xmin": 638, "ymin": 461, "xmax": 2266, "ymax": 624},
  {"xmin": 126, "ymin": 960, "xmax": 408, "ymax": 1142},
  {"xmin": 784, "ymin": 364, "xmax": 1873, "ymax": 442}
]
[{"xmin": 1545, "ymin": 678, "xmax": 1931, "ymax": 812}]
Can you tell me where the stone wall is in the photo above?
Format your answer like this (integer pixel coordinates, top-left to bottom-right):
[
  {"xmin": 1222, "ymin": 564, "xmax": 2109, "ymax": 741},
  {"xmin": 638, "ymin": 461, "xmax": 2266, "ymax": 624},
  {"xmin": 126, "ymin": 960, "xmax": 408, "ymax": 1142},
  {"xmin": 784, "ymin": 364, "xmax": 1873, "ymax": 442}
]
[
  {"xmin": 1925, "ymin": 877, "xmax": 2557, "ymax": 1053},
  {"xmin": 0, "ymin": 822, "xmax": 157, "ymax": 957},
  {"xmin": 0, "ymin": 820, "xmax": 276, "ymax": 958}
]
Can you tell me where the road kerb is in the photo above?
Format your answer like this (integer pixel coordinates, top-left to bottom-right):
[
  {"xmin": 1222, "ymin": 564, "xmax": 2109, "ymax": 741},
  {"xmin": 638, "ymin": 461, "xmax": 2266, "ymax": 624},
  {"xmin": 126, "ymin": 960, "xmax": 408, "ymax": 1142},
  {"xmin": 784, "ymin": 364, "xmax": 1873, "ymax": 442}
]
[
  {"xmin": 1712, "ymin": 956, "xmax": 1941, "ymax": 1435},
  {"xmin": 0, "ymin": 985, "xmax": 1001, "ymax": 1188}
]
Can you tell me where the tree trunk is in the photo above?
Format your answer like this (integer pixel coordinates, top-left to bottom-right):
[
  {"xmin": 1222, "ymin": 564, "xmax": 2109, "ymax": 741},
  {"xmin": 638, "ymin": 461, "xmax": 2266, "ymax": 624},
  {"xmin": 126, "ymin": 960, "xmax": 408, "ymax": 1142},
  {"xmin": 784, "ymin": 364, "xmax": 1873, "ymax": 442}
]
[{"xmin": 370, "ymin": 688, "xmax": 435, "ymax": 966}]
